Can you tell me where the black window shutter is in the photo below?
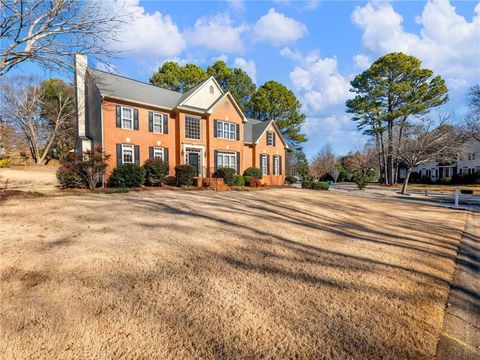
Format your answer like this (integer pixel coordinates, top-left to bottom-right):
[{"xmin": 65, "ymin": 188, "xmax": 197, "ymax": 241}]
[
  {"xmin": 116, "ymin": 106, "xmax": 121, "ymax": 128},
  {"xmin": 149, "ymin": 146, "xmax": 154, "ymax": 159},
  {"xmin": 236, "ymin": 152, "xmax": 240, "ymax": 174},
  {"xmin": 133, "ymin": 109, "xmax": 139, "ymax": 130},
  {"xmin": 279, "ymin": 155, "xmax": 282, "ymax": 175},
  {"xmin": 134, "ymin": 145, "xmax": 140, "ymax": 165},
  {"xmin": 214, "ymin": 150, "xmax": 218, "ymax": 172},
  {"xmin": 273, "ymin": 132, "xmax": 276, "ymax": 146},
  {"xmin": 213, "ymin": 120, "xmax": 218, "ymax": 138},
  {"xmin": 163, "ymin": 114, "xmax": 168, "ymax": 134},
  {"xmin": 148, "ymin": 112, "xmax": 153, "ymax": 132},
  {"xmin": 236, "ymin": 124, "xmax": 240, "ymax": 141},
  {"xmin": 267, "ymin": 155, "xmax": 270, "ymax": 175},
  {"xmin": 259, "ymin": 154, "xmax": 263, "ymax": 173},
  {"xmin": 164, "ymin": 148, "xmax": 169, "ymax": 164},
  {"xmin": 116, "ymin": 144, "xmax": 122, "ymax": 166}
]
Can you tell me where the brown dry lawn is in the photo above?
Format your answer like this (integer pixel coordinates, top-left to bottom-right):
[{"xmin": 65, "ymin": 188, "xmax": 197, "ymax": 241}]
[{"xmin": 0, "ymin": 189, "xmax": 468, "ymax": 359}]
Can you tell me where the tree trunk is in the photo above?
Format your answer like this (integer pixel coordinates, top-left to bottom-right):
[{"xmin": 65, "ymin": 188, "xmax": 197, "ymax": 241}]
[
  {"xmin": 401, "ymin": 168, "xmax": 412, "ymax": 194},
  {"xmin": 379, "ymin": 131, "xmax": 388, "ymax": 185},
  {"xmin": 387, "ymin": 120, "xmax": 394, "ymax": 185}
]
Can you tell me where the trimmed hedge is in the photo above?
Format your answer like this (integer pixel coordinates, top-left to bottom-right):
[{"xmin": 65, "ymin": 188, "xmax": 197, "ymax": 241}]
[
  {"xmin": 215, "ymin": 167, "xmax": 236, "ymax": 186},
  {"xmin": 243, "ymin": 167, "xmax": 263, "ymax": 179},
  {"xmin": 143, "ymin": 158, "xmax": 169, "ymax": 186},
  {"xmin": 285, "ymin": 175, "xmax": 297, "ymax": 185},
  {"xmin": 109, "ymin": 163, "xmax": 146, "ymax": 188},
  {"xmin": 175, "ymin": 164, "xmax": 195, "ymax": 186},
  {"xmin": 233, "ymin": 175, "xmax": 245, "ymax": 186},
  {"xmin": 301, "ymin": 181, "xmax": 329, "ymax": 190},
  {"xmin": 244, "ymin": 175, "xmax": 253, "ymax": 186}
]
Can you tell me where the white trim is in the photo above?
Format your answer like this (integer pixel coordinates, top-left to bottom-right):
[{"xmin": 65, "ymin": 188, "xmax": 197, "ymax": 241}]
[
  {"xmin": 183, "ymin": 144, "xmax": 205, "ymax": 177},
  {"xmin": 152, "ymin": 112, "xmax": 165, "ymax": 134},
  {"xmin": 216, "ymin": 120, "xmax": 237, "ymax": 141},
  {"xmin": 185, "ymin": 115, "xmax": 201, "ymax": 140},
  {"xmin": 121, "ymin": 106, "xmax": 133, "ymax": 130},
  {"xmin": 121, "ymin": 144, "xmax": 134, "ymax": 164},
  {"xmin": 254, "ymin": 120, "xmax": 289, "ymax": 149}
]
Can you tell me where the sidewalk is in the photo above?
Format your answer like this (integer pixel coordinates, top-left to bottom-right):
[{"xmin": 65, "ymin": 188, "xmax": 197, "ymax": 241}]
[{"xmin": 436, "ymin": 211, "xmax": 480, "ymax": 360}]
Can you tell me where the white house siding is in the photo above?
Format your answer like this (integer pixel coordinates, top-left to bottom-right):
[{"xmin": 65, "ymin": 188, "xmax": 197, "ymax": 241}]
[{"xmin": 182, "ymin": 78, "xmax": 223, "ymax": 109}]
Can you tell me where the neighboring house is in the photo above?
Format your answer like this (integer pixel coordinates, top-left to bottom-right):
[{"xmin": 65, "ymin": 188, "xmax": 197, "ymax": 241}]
[
  {"xmin": 74, "ymin": 55, "xmax": 288, "ymax": 185},
  {"xmin": 406, "ymin": 138, "xmax": 480, "ymax": 182}
]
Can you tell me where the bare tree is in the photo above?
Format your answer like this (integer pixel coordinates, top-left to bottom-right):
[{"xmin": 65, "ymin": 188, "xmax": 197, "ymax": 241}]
[
  {"xmin": 328, "ymin": 166, "xmax": 340, "ymax": 183},
  {"xmin": 311, "ymin": 144, "xmax": 335, "ymax": 180},
  {"xmin": 1, "ymin": 75, "xmax": 75, "ymax": 164},
  {"xmin": 0, "ymin": 0, "xmax": 125, "ymax": 76},
  {"xmin": 398, "ymin": 118, "xmax": 462, "ymax": 194},
  {"xmin": 463, "ymin": 85, "xmax": 480, "ymax": 141}
]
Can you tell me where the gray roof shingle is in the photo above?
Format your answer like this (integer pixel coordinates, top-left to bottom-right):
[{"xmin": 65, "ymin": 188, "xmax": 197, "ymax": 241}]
[
  {"xmin": 88, "ymin": 68, "xmax": 182, "ymax": 109},
  {"xmin": 244, "ymin": 118, "xmax": 271, "ymax": 143}
]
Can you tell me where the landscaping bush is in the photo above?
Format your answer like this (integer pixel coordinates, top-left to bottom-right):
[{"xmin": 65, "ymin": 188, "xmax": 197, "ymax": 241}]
[
  {"xmin": 143, "ymin": 158, "xmax": 169, "ymax": 186},
  {"xmin": 233, "ymin": 175, "xmax": 245, "ymax": 186},
  {"xmin": 215, "ymin": 167, "xmax": 236, "ymax": 186},
  {"xmin": 243, "ymin": 167, "xmax": 263, "ymax": 179},
  {"xmin": 285, "ymin": 175, "xmax": 297, "ymax": 185},
  {"xmin": 249, "ymin": 178, "xmax": 261, "ymax": 188},
  {"xmin": 353, "ymin": 172, "xmax": 371, "ymax": 190},
  {"xmin": 438, "ymin": 177, "xmax": 452, "ymax": 185},
  {"xmin": 301, "ymin": 181, "xmax": 329, "ymax": 190},
  {"xmin": 109, "ymin": 163, "xmax": 146, "ymax": 188},
  {"xmin": 56, "ymin": 164, "xmax": 86, "ymax": 188},
  {"xmin": 0, "ymin": 159, "xmax": 12, "ymax": 168},
  {"xmin": 244, "ymin": 175, "xmax": 253, "ymax": 186},
  {"xmin": 174, "ymin": 164, "xmax": 195, "ymax": 186}
]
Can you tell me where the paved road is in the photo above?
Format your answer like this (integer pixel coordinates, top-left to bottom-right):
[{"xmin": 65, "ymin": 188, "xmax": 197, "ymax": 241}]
[{"xmin": 436, "ymin": 211, "xmax": 480, "ymax": 360}]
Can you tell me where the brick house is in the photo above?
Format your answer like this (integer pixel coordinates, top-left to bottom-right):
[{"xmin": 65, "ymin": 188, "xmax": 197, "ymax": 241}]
[{"xmin": 74, "ymin": 55, "xmax": 288, "ymax": 185}]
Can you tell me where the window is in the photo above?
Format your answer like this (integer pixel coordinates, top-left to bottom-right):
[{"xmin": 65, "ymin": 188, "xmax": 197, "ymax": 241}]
[
  {"xmin": 216, "ymin": 120, "xmax": 236, "ymax": 140},
  {"xmin": 468, "ymin": 152, "xmax": 476, "ymax": 161},
  {"xmin": 153, "ymin": 113, "xmax": 163, "ymax": 133},
  {"xmin": 185, "ymin": 116, "xmax": 200, "ymax": 139},
  {"xmin": 273, "ymin": 156, "xmax": 280, "ymax": 175},
  {"xmin": 209, "ymin": 85, "xmax": 214, "ymax": 94},
  {"xmin": 266, "ymin": 131, "xmax": 274, "ymax": 146},
  {"xmin": 260, "ymin": 154, "xmax": 267, "ymax": 175},
  {"xmin": 122, "ymin": 144, "xmax": 134, "ymax": 164},
  {"xmin": 217, "ymin": 151, "xmax": 237, "ymax": 171},
  {"xmin": 122, "ymin": 107, "xmax": 133, "ymax": 129},
  {"xmin": 153, "ymin": 147, "xmax": 164, "ymax": 160}
]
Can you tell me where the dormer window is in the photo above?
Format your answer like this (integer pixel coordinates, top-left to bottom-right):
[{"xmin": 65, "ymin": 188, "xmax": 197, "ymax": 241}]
[{"xmin": 209, "ymin": 85, "xmax": 214, "ymax": 94}]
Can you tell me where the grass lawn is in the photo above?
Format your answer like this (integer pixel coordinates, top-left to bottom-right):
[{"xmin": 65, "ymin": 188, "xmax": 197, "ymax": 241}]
[{"xmin": 0, "ymin": 189, "xmax": 468, "ymax": 359}]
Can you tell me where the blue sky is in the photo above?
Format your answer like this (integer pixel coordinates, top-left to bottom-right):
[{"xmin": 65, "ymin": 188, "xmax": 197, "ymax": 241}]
[{"xmin": 13, "ymin": 0, "xmax": 480, "ymax": 158}]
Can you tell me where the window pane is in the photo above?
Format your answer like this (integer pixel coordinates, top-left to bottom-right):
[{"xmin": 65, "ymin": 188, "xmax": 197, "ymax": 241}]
[
  {"xmin": 122, "ymin": 108, "xmax": 132, "ymax": 119},
  {"xmin": 186, "ymin": 117, "xmax": 200, "ymax": 139}
]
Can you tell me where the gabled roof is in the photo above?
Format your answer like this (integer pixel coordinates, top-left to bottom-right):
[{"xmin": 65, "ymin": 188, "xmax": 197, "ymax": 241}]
[
  {"xmin": 88, "ymin": 68, "xmax": 182, "ymax": 109},
  {"xmin": 244, "ymin": 118, "xmax": 289, "ymax": 149},
  {"xmin": 207, "ymin": 91, "xmax": 247, "ymax": 122},
  {"xmin": 177, "ymin": 76, "xmax": 223, "ymax": 108}
]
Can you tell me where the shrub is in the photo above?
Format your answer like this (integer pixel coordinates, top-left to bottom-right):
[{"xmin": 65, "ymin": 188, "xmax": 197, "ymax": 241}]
[
  {"xmin": 233, "ymin": 175, "xmax": 245, "ymax": 186},
  {"xmin": 438, "ymin": 177, "xmax": 452, "ymax": 185},
  {"xmin": 175, "ymin": 164, "xmax": 195, "ymax": 186},
  {"xmin": 0, "ymin": 159, "xmax": 12, "ymax": 168},
  {"xmin": 215, "ymin": 167, "xmax": 237, "ymax": 186},
  {"xmin": 301, "ymin": 181, "xmax": 312, "ymax": 189},
  {"xmin": 56, "ymin": 165, "xmax": 86, "ymax": 188},
  {"xmin": 78, "ymin": 147, "xmax": 110, "ymax": 190},
  {"xmin": 301, "ymin": 181, "xmax": 329, "ymax": 190},
  {"xmin": 143, "ymin": 158, "xmax": 169, "ymax": 186},
  {"xmin": 353, "ymin": 172, "xmax": 371, "ymax": 190},
  {"xmin": 249, "ymin": 178, "xmax": 261, "ymax": 188},
  {"xmin": 243, "ymin": 167, "xmax": 263, "ymax": 179},
  {"xmin": 285, "ymin": 175, "xmax": 297, "ymax": 185},
  {"xmin": 244, "ymin": 175, "xmax": 253, "ymax": 186},
  {"xmin": 109, "ymin": 163, "xmax": 146, "ymax": 188}
]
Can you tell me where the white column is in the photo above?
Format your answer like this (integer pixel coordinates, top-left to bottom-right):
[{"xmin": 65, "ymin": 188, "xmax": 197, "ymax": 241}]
[{"xmin": 75, "ymin": 54, "xmax": 87, "ymax": 137}]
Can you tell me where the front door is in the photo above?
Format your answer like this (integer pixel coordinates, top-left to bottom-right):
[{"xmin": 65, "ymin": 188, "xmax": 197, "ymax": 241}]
[{"xmin": 188, "ymin": 152, "xmax": 200, "ymax": 176}]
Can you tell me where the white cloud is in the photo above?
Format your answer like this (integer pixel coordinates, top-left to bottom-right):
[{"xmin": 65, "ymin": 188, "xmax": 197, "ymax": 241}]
[
  {"xmin": 252, "ymin": 8, "xmax": 307, "ymax": 45},
  {"xmin": 226, "ymin": 0, "xmax": 245, "ymax": 12},
  {"xmin": 351, "ymin": 0, "xmax": 480, "ymax": 90},
  {"xmin": 233, "ymin": 58, "xmax": 257, "ymax": 83},
  {"xmin": 187, "ymin": 14, "xmax": 247, "ymax": 54},
  {"xmin": 353, "ymin": 54, "xmax": 371, "ymax": 70},
  {"xmin": 106, "ymin": 0, "xmax": 185, "ymax": 58}
]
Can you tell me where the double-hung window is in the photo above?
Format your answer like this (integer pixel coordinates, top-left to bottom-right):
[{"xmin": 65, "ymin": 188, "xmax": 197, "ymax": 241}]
[
  {"xmin": 122, "ymin": 144, "xmax": 134, "ymax": 164},
  {"xmin": 122, "ymin": 107, "xmax": 133, "ymax": 129},
  {"xmin": 153, "ymin": 147, "xmax": 164, "ymax": 160},
  {"xmin": 217, "ymin": 151, "xmax": 237, "ymax": 171},
  {"xmin": 153, "ymin": 113, "xmax": 163, "ymax": 133},
  {"xmin": 185, "ymin": 116, "xmax": 200, "ymax": 139},
  {"xmin": 216, "ymin": 120, "xmax": 236, "ymax": 140},
  {"xmin": 260, "ymin": 154, "xmax": 267, "ymax": 175},
  {"xmin": 273, "ymin": 156, "xmax": 280, "ymax": 175}
]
